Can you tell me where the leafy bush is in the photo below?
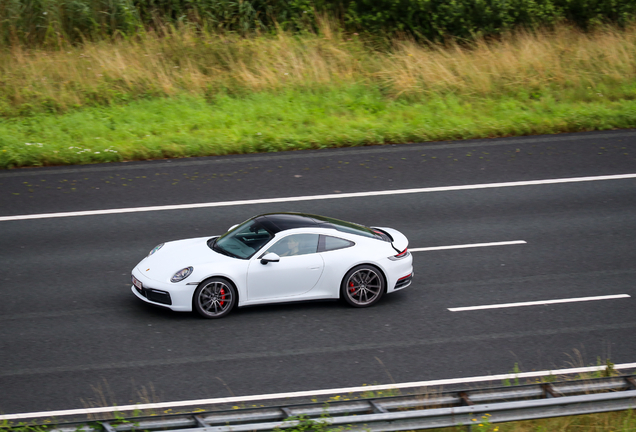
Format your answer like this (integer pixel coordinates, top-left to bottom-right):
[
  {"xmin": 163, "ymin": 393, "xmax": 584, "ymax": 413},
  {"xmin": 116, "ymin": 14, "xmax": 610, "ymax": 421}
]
[
  {"xmin": 2, "ymin": 0, "xmax": 635, "ymax": 47},
  {"xmin": 341, "ymin": 0, "xmax": 636, "ymax": 40}
]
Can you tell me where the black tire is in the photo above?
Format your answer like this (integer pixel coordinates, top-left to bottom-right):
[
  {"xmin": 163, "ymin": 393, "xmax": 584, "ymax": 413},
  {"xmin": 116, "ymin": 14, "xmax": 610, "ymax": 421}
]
[
  {"xmin": 193, "ymin": 277, "xmax": 237, "ymax": 318},
  {"xmin": 341, "ymin": 265, "xmax": 385, "ymax": 308}
]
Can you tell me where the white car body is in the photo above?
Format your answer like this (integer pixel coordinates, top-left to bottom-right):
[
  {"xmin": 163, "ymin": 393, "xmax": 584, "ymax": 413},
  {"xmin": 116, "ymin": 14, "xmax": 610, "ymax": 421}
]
[{"xmin": 131, "ymin": 213, "xmax": 413, "ymax": 317}]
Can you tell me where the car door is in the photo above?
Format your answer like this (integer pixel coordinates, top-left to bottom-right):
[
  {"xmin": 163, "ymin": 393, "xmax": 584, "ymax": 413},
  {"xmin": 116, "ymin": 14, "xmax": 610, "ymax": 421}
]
[{"xmin": 246, "ymin": 234, "xmax": 324, "ymax": 301}]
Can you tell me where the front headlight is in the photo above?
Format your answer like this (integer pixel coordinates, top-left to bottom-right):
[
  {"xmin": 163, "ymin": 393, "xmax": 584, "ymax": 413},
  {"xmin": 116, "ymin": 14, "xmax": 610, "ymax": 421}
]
[
  {"xmin": 148, "ymin": 243, "xmax": 164, "ymax": 257},
  {"xmin": 171, "ymin": 267, "xmax": 193, "ymax": 283}
]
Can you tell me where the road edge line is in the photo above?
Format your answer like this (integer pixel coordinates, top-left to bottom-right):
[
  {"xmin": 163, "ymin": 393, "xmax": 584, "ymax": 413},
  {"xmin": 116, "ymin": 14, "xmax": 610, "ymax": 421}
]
[{"xmin": 3, "ymin": 362, "xmax": 636, "ymax": 421}]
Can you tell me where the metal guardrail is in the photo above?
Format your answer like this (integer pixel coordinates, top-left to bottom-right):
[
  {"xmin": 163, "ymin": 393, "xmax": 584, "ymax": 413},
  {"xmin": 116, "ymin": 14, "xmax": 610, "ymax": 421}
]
[{"xmin": 41, "ymin": 375, "xmax": 636, "ymax": 432}]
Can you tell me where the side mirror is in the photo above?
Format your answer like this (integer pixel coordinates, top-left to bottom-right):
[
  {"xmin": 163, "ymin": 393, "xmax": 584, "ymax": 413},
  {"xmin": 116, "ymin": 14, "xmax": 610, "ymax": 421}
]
[
  {"xmin": 260, "ymin": 252, "xmax": 280, "ymax": 265},
  {"xmin": 228, "ymin": 224, "xmax": 239, "ymax": 232}
]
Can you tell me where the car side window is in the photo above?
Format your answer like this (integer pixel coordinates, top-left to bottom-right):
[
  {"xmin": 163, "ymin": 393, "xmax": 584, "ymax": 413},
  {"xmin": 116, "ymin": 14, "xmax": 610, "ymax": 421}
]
[
  {"xmin": 318, "ymin": 235, "xmax": 355, "ymax": 252},
  {"xmin": 266, "ymin": 234, "xmax": 319, "ymax": 257}
]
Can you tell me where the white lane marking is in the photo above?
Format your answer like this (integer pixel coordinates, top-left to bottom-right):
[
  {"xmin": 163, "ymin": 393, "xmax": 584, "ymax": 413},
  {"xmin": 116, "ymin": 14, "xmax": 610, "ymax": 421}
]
[
  {"xmin": 449, "ymin": 294, "xmax": 631, "ymax": 312},
  {"xmin": 1, "ymin": 173, "xmax": 635, "ymax": 222},
  {"xmin": 411, "ymin": 240, "xmax": 526, "ymax": 252},
  {"xmin": 2, "ymin": 362, "xmax": 636, "ymax": 421}
]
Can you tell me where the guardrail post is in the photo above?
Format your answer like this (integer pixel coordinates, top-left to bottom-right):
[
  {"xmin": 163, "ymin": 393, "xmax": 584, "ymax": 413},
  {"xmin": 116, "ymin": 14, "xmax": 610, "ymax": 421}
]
[
  {"xmin": 193, "ymin": 415, "xmax": 207, "ymax": 428},
  {"xmin": 541, "ymin": 383, "xmax": 558, "ymax": 398},
  {"xmin": 101, "ymin": 422, "xmax": 116, "ymax": 432},
  {"xmin": 458, "ymin": 392, "xmax": 473, "ymax": 406},
  {"xmin": 370, "ymin": 401, "xmax": 389, "ymax": 414}
]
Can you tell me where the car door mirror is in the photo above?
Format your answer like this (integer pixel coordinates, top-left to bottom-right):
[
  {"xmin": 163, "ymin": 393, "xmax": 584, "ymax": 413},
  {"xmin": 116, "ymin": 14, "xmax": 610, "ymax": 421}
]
[
  {"xmin": 260, "ymin": 252, "xmax": 280, "ymax": 265},
  {"xmin": 227, "ymin": 224, "xmax": 239, "ymax": 232}
]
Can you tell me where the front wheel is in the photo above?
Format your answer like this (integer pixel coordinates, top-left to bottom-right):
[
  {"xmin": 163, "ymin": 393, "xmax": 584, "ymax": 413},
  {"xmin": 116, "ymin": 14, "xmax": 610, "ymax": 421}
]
[
  {"xmin": 193, "ymin": 277, "xmax": 237, "ymax": 318},
  {"xmin": 341, "ymin": 265, "xmax": 385, "ymax": 308}
]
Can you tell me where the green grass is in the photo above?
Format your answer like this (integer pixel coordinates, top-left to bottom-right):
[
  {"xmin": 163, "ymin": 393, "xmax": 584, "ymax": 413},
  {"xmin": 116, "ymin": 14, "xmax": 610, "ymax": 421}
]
[
  {"xmin": 1, "ymin": 85, "xmax": 635, "ymax": 169},
  {"xmin": 414, "ymin": 410, "xmax": 636, "ymax": 432},
  {"xmin": 1, "ymin": 23, "xmax": 636, "ymax": 169}
]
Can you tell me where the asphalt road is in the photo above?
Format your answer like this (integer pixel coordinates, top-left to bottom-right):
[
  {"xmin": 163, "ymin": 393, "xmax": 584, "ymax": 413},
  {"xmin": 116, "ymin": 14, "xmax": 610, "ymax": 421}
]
[{"xmin": 1, "ymin": 130, "xmax": 636, "ymax": 416}]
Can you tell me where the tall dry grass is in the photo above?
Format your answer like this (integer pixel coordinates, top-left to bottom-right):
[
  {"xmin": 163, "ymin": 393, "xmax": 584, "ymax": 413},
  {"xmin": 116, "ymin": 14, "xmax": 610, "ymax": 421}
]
[
  {"xmin": 384, "ymin": 25, "xmax": 636, "ymax": 98},
  {"xmin": 1, "ymin": 22, "xmax": 635, "ymax": 116}
]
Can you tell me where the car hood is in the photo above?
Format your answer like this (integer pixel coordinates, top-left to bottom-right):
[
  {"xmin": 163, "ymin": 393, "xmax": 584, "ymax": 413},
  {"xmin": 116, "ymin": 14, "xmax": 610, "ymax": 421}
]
[
  {"xmin": 374, "ymin": 227, "xmax": 409, "ymax": 252},
  {"xmin": 137, "ymin": 236, "xmax": 231, "ymax": 282}
]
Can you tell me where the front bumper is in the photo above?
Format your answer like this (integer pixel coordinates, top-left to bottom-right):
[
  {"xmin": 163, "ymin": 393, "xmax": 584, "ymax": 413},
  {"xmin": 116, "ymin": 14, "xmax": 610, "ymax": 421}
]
[
  {"xmin": 131, "ymin": 267, "xmax": 196, "ymax": 312},
  {"xmin": 132, "ymin": 277, "xmax": 172, "ymax": 305}
]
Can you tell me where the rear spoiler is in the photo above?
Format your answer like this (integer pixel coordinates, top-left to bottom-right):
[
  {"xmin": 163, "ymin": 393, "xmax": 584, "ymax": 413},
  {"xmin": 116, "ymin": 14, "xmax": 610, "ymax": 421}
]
[{"xmin": 372, "ymin": 227, "xmax": 408, "ymax": 253}]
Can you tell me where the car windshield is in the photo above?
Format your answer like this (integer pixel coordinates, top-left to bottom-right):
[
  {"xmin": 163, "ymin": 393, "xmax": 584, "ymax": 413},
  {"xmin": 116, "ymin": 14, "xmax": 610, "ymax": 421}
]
[{"xmin": 211, "ymin": 219, "xmax": 273, "ymax": 259}]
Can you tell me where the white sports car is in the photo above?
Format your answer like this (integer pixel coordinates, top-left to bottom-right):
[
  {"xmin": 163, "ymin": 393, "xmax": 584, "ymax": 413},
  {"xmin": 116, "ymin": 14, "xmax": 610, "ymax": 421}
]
[{"xmin": 131, "ymin": 213, "xmax": 413, "ymax": 318}]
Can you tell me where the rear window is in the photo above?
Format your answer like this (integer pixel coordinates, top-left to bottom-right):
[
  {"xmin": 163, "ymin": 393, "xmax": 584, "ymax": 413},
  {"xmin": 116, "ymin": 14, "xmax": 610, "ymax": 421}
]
[{"xmin": 319, "ymin": 235, "xmax": 355, "ymax": 252}]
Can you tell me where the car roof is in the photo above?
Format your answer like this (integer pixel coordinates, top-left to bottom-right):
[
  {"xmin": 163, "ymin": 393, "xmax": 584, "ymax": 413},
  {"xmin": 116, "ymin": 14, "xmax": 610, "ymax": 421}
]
[
  {"xmin": 254, "ymin": 213, "xmax": 320, "ymax": 233},
  {"xmin": 252, "ymin": 213, "xmax": 388, "ymax": 240}
]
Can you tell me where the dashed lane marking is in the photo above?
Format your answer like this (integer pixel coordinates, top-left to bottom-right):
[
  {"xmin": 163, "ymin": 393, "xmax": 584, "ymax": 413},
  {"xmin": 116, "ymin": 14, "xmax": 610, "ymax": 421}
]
[
  {"xmin": 411, "ymin": 240, "xmax": 526, "ymax": 252},
  {"xmin": 449, "ymin": 294, "xmax": 631, "ymax": 312}
]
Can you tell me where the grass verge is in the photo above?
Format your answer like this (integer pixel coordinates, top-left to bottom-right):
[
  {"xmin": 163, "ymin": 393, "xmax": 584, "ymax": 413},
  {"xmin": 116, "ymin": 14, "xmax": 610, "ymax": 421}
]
[
  {"xmin": 289, "ymin": 411, "xmax": 636, "ymax": 432},
  {"xmin": 1, "ymin": 87, "xmax": 636, "ymax": 169},
  {"xmin": 1, "ymin": 23, "xmax": 636, "ymax": 169}
]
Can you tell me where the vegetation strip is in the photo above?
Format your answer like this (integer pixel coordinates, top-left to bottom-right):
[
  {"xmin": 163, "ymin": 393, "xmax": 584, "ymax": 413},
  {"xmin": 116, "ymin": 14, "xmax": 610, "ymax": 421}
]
[
  {"xmin": 2, "ymin": 22, "xmax": 636, "ymax": 169},
  {"xmin": 3, "ymin": 0, "xmax": 636, "ymax": 46}
]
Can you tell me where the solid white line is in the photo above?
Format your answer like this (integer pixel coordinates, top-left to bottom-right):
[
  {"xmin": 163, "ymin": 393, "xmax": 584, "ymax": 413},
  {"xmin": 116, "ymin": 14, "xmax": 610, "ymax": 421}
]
[
  {"xmin": 411, "ymin": 240, "xmax": 526, "ymax": 252},
  {"xmin": 2, "ymin": 362, "xmax": 636, "ymax": 421},
  {"xmin": 2, "ymin": 173, "xmax": 636, "ymax": 222},
  {"xmin": 449, "ymin": 294, "xmax": 631, "ymax": 312}
]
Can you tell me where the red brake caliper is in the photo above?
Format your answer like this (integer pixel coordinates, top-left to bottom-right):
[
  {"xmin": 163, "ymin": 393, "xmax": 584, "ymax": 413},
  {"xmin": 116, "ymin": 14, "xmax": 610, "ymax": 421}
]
[
  {"xmin": 349, "ymin": 281, "xmax": 355, "ymax": 293},
  {"xmin": 220, "ymin": 288, "xmax": 225, "ymax": 306}
]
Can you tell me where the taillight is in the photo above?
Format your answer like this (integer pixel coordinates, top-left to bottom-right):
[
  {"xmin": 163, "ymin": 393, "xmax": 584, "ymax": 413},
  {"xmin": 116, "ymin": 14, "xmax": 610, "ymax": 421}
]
[{"xmin": 389, "ymin": 248, "xmax": 410, "ymax": 260}]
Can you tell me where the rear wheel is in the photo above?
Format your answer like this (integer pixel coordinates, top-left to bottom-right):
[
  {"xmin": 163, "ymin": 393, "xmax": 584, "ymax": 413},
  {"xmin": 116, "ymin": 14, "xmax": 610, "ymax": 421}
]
[
  {"xmin": 193, "ymin": 277, "xmax": 237, "ymax": 318},
  {"xmin": 341, "ymin": 265, "xmax": 385, "ymax": 307}
]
